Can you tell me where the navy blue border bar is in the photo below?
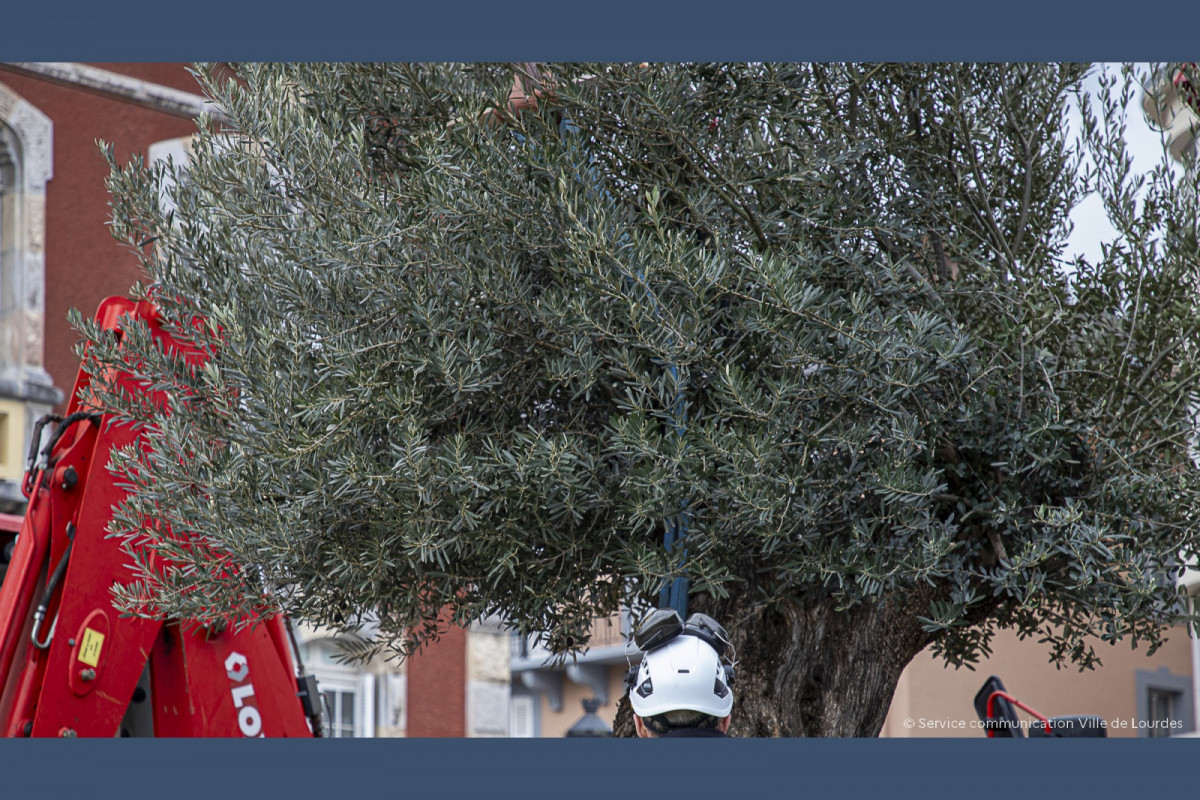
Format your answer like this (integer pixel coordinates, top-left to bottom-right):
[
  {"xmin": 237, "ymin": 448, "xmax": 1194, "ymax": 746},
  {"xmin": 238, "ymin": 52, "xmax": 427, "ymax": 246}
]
[
  {"xmin": 0, "ymin": 738, "xmax": 1193, "ymax": 800},
  {"xmin": 6, "ymin": 1, "xmax": 1196, "ymax": 798},
  {"xmin": 3, "ymin": 0, "xmax": 1194, "ymax": 62}
]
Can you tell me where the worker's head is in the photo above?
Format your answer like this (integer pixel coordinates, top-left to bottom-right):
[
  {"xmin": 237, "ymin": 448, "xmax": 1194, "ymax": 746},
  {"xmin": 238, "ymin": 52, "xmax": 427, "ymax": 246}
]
[{"xmin": 627, "ymin": 609, "xmax": 735, "ymax": 736}]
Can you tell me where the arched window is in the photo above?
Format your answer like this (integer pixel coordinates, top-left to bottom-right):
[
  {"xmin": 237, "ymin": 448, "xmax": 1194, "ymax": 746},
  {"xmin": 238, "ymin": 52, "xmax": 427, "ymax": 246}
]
[{"xmin": 0, "ymin": 85, "xmax": 60, "ymax": 509}]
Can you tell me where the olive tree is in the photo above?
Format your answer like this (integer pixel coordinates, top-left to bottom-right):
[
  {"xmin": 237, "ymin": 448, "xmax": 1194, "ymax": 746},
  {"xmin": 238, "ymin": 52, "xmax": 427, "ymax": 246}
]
[{"xmin": 87, "ymin": 63, "xmax": 1200, "ymax": 736}]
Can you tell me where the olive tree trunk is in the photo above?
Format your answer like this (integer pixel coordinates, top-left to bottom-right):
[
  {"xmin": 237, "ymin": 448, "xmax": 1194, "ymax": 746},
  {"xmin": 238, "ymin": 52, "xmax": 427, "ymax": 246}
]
[{"xmin": 613, "ymin": 587, "xmax": 938, "ymax": 738}]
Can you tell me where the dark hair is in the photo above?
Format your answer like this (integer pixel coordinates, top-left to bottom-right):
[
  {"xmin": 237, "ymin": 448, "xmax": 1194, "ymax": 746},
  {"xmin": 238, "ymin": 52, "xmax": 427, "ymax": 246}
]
[{"xmin": 643, "ymin": 708, "xmax": 722, "ymax": 735}]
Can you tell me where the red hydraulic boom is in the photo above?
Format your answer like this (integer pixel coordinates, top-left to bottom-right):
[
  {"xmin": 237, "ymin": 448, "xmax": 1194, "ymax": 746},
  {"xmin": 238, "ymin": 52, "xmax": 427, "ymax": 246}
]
[{"xmin": 0, "ymin": 297, "xmax": 321, "ymax": 737}]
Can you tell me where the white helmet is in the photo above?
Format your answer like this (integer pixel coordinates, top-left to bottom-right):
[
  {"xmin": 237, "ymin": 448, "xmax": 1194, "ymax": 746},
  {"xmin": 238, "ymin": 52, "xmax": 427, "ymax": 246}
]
[{"xmin": 628, "ymin": 614, "xmax": 734, "ymax": 719}]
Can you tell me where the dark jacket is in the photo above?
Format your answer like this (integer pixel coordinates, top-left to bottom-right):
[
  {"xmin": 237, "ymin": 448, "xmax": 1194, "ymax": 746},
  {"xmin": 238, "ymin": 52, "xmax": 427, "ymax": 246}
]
[{"xmin": 658, "ymin": 727, "xmax": 728, "ymax": 738}]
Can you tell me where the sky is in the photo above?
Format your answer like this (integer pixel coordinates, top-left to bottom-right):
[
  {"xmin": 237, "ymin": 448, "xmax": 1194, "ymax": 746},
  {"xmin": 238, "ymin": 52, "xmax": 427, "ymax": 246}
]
[{"xmin": 1064, "ymin": 63, "xmax": 1186, "ymax": 267}]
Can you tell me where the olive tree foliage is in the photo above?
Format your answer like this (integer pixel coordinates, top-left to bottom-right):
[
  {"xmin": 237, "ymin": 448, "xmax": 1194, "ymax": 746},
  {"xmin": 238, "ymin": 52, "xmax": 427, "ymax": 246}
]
[{"xmin": 87, "ymin": 62, "xmax": 1200, "ymax": 735}]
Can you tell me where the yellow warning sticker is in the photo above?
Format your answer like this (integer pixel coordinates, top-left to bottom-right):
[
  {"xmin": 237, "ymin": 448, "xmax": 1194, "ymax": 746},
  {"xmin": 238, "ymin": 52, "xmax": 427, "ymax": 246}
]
[{"xmin": 78, "ymin": 628, "xmax": 105, "ymax": 668}]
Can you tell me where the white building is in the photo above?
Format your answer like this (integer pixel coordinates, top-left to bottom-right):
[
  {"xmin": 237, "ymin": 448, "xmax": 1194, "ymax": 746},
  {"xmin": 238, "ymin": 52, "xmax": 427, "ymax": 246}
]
[{"xmin": 1142, "ymin": 64, "xmax": 1199, "ymax": 161}]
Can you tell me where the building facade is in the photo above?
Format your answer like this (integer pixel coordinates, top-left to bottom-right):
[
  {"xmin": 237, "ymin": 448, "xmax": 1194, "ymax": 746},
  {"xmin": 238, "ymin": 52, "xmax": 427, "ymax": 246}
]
[
  {"xmin": 1142, "ymin": 64, "xmax": 1199, "ymax": 163},
  {"xmin": 6, "ymin": 62, "xmax": 1196, "ymax": 739},
  {"xmin": 512, "ymin": 608, "xmax": 1197, "ymax": 738},
  {"xmin": 0, "ymin": 63, "xmax": 501, "ymax": 738},
  {"xmin": 0, "ymin": 64, "xmax": 206, "ymax": 509}
]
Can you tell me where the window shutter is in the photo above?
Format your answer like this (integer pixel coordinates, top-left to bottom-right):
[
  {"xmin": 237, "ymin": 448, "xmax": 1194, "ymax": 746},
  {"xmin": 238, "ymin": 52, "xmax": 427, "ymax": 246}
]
[{"xmin": 509, "ymin": 694, "xmax": 535, "ymax": 737}]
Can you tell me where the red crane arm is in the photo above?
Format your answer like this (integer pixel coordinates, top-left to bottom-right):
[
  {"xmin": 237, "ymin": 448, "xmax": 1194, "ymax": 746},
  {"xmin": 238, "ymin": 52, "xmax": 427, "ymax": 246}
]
[{"xmin": 0, "ymin": 297, "xmax": 319, "ymax": 737}]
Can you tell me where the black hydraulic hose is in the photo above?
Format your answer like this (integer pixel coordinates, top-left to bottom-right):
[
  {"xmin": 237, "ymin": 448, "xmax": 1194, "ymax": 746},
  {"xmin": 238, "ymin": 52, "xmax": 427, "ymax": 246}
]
[
  {"xmin": 41, "ymin": 412, "xmax": 102, "ymax": 466},
  {"xmin": 24, "ymin": 412, "xmax": 101, "ymax": 499},
  {"xmin": 22, "ymin": 414, "xmax": 62, "ymax": 496},
  {"xmin": 25, "ymin": 414, "xmax": 61, "ymax": 471},
  {"xmin": 31, "ymin": 522, "xmax": 75, "ymax": 650}
]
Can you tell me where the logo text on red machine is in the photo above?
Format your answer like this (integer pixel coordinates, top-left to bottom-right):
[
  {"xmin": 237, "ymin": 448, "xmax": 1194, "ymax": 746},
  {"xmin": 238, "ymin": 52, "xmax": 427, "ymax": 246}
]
[{"xmin": 224, "ymin": 652, "xmax": 263, "ymax": 737}]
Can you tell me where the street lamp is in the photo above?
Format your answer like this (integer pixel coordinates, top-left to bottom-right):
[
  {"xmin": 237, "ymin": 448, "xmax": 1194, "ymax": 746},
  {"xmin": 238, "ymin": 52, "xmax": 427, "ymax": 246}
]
[{"xmin": 565, "ymin": 697, "xmax": 612, "ymax": 737}]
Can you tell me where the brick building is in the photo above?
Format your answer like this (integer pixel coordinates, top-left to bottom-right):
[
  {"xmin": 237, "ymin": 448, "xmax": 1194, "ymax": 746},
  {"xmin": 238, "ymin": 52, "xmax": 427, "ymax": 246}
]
[
  {"xmin": 0, "ymin": 62, "xmax": 503, "ymax": 738},
  {"xmin": 6, "ymin": 62, "xmax": 1194, "ymax": 738}
]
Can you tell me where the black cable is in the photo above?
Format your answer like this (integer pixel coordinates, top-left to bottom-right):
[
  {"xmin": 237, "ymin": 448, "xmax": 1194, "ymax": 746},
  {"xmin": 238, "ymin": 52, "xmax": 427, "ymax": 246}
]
[
  {"xmin": 22, "ymin": 414, "xmax": 62, "ymax": 496},
  {"xmin": 41, "ymin": 412, "xmax": 102, "ymax": 467},
  {"xmin": 31, "ymin": 522, "xmax": 76, "ymax": 650}
]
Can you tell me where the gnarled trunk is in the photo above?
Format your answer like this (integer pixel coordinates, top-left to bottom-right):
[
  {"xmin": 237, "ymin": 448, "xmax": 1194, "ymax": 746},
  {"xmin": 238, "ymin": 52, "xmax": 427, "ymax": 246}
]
[{"xmin": 614, "ymin": 587, "xmax": 938, "ymax": 737}]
